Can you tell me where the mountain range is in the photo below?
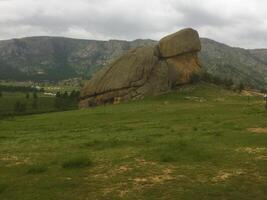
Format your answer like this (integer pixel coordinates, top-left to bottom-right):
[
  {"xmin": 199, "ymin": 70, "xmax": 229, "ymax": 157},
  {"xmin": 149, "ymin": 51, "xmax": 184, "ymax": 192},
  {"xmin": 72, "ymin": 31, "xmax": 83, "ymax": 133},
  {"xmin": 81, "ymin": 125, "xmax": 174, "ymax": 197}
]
[{"xmin": 0, "ymin": 36, "xmax": 266, "ymax": 89}]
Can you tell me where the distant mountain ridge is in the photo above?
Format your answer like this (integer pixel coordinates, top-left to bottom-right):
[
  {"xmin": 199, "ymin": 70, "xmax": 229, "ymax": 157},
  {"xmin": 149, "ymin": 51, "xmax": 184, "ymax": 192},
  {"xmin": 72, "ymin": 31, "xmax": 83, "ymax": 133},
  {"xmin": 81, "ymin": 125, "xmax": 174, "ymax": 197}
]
[
  {"xmin": 200, "ymin": 38, "xmax": 267, "ymax": 89},
  {"xmin": 0, "ymin": 36, "xmax": 267, "ymax": 89}
]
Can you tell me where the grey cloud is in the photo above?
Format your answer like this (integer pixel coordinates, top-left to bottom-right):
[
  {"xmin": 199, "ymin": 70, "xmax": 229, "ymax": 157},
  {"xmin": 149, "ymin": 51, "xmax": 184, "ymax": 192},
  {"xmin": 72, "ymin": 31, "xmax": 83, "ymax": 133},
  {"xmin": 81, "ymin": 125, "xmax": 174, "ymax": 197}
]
[{"xmin": 0, "ymin": 0, "xmax": 266, "ymax": 48}]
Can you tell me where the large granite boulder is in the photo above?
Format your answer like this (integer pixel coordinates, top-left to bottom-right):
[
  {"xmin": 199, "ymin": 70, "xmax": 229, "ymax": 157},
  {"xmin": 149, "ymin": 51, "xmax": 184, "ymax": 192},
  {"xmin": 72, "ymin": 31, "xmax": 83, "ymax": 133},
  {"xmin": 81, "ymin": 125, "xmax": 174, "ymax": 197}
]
[
  {"xmin": 158, "ymin": 28, "xmax": 201, "ymax": 58},
  {"xmin": 79, "ymin": 28, "xmax": 201, "ymax": 108}
]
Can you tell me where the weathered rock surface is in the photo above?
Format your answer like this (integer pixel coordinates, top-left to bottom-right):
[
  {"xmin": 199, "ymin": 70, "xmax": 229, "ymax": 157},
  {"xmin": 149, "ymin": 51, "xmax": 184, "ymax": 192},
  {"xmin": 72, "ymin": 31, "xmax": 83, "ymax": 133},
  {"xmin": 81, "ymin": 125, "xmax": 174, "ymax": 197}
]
[
  {"xmin": 159, "ymin": 28, "xmax": 201, "ymax": 58},
  {"xmin": 79, "ymin": 28, "xmax": 201, "ymax": 108}
]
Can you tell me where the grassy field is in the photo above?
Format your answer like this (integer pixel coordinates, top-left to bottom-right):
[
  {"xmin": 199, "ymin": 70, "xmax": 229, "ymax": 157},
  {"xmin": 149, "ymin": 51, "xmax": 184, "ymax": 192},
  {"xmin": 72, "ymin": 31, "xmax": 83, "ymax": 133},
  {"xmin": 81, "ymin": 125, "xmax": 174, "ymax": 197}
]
[{"xmin": 0, "ymin": 83, "xmax": 266, "ymax": 200}]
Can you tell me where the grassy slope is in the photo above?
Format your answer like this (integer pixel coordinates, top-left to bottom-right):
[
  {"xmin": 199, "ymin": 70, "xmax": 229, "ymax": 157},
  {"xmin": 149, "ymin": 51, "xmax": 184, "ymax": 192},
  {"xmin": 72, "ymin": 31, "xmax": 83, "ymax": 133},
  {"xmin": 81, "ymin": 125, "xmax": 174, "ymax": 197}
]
[{"xmin": 0, "ymin": 83, "xmax": 267, "ymax": 200}]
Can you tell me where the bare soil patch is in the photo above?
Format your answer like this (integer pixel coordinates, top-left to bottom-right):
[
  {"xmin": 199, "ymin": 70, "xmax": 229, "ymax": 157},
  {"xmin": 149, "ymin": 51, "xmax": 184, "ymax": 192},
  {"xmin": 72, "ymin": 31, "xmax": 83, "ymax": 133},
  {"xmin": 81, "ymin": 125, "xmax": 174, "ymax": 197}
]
[
  {"xmin": 247, "ymin": 128, "xmax": 267, "ymax": 134},
  {"xmin": 212, "ymin": 169, "xmax": 245, "ymax": 183}
]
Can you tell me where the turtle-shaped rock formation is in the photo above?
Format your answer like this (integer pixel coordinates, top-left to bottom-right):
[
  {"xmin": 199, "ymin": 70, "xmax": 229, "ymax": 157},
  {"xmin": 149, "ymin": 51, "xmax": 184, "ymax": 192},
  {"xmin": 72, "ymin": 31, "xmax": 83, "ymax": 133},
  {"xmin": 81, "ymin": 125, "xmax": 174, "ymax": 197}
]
[{"xmin": 79, "ymin": 28, "xmax": 201, "ymax": 108}]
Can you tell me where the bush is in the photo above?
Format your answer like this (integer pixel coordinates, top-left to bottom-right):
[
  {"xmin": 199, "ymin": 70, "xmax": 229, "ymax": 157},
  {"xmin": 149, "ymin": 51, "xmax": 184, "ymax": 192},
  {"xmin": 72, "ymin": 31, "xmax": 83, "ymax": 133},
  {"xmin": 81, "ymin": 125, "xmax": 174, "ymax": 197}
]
[
  {"xmin": 260, "ymin": 88, "xmax": 267, "ymax": 93},
  {"xmin": 14, "ymin": 101, "xmax": 26, "ymax": 113},
  {"xmin": 62, "ymin": 156, "xmax": 92, "ymax": 169},
  {"xmin": 25, "ymin": 93, "xmax": 30, "ymax": 99},
  {"xmin": 237, "ymin": 82, "xmax": 245, "ymax": 93},
  {"xmin": 32, "ymin": 99, "xmax": 38, "ymax": 109},
  {"xmin": 56, "ymin": 91, "xmax": 61, "ymax": 98},
  {"xmin": 27, "ymin": 164, "xmax": 47, "ymax": 174},
  {"xmin": 33, "ymin": 92, "xmax": 38, "ymax": 99},
  {"xmin": 0, "ymin": 183, "xmax": 7, "ymax": 194}
]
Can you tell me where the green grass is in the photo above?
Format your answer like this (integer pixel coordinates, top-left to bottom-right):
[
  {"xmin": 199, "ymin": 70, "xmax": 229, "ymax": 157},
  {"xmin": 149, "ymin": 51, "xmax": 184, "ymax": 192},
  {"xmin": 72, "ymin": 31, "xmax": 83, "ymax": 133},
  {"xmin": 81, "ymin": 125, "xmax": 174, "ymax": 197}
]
[{"xmin": 0, "ymin": 83, "xmax": 267, "ymax": 200}]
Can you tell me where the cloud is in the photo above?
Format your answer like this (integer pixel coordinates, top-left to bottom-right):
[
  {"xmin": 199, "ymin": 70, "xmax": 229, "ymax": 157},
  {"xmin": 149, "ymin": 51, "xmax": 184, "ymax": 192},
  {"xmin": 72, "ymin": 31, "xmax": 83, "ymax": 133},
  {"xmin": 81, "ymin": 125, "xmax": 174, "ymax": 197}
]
[{"xmin": 0, "ymin": 0, "xmax": 266, "ymax": 48}]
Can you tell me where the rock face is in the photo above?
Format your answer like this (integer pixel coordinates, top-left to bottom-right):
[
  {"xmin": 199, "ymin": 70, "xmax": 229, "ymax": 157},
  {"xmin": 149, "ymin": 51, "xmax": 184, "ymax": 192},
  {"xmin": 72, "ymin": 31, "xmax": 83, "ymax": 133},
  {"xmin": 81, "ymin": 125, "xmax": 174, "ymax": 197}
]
[
  {"xmin": 79, "ymin": 28, "xmax": 201, "ymax": 108},
  {"xmin": 158, "ymin": 28, "xmax": 201, "ymax": 58}
]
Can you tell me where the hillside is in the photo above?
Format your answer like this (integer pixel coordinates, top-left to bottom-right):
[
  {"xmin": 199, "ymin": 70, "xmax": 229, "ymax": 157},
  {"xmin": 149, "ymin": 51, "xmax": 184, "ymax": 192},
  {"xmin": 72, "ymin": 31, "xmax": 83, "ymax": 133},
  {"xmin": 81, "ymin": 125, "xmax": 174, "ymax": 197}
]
[
  {"xmin": 200, "ymin": 38, "xmax": 267, "ymax": 89},
  {"xmin": 0, "ymin": 83, "xmax": 267, "ymax": 200},
  {"xmin": 0, "ymin": 37, "xmax": 155, "ymax": 81},
  {"xmin": 0, "ymin": 36, "xmax": 267, "ymax": 89}
]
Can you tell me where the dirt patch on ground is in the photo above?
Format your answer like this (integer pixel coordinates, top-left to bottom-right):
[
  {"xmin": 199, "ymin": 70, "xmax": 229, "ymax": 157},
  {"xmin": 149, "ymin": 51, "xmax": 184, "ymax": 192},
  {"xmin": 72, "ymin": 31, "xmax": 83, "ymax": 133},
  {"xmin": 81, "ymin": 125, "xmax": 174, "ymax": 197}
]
[
  {"xmin": 215, "ymin": 98, "xmax": 225, "ymax": 102},
  {"xmin": 247, "ymin": 128, "xmax": 267, "ymax": 134},
  {"xmin": 255, "ymin": 155, "xmax": 267, "ymax": 161},
  {"xmin": 0, "ymin": 154, "xmax": 30, "ymax": 166},
  {"xmin": 135, "ymin": 158, "xmax": 157, "ymax": 166},
  {"xmin": 242, "ymin": 90, "xmax": 264, "ymax": 97},
  {"xmin": 184, "ymin": 96, "xmax": 206, "ymax": 102},
  {"xmin": 100, "ymin": 159, "xmax": 176, "ymax": 198},
  {"xmin": 236, "ymin": 147, "xmax": 266, "ymax": 154},
  {"xmin": 212, "ymin": 169, "xmax": 245, "ymax": 183},
  {"xmin": 102, "ymin": 183, "xmax": 129, "ymax": 197},
  {"xmin": 93, "ymin": 164, "xmax": 132, "ymax": 180},
  {"xmin": 133, "ymin": 167, "xmax": 175, "ymax": 185},
  {"xmin": 235, "ymin": 147, "xmax": 267, "ymax": 161}
]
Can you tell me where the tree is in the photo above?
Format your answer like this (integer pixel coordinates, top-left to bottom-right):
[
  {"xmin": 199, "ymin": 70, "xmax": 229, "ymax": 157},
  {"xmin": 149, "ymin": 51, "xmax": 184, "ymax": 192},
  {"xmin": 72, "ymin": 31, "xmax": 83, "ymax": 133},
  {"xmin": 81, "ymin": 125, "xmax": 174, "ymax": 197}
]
[
  {"xmin": 260, "ymin": 88, "xmax": 267, "ymax": 94},
  {"xmin": 224, "ymin": 78, "xmax": 234, "ymax": 89},
  {"xmin": 56, "ymin": 91, "xmax": 61, "ymax": 98},
  {"xmin": 189, "ymin": 73, "xmax": 201, "ymax": 84},
  {"xmin": 32, "ymin": 99, "xmax": 38, "ymax": 109},
  {"xmin": 54, "ymin": 98, "xmax": 62, "ymax": 110},
  {"xmin": 63, "ymin": 91, "xmax": 68, "ymax": 98},
  {"xmin": 238, "ymin": 83, "xmax": 245, "ymax": 93},
  {"xmin": 69, "ymin": 90, "xmax": 80, "ymax": 100},
  {"xmin": 33, "ymin": 92, "xmax": 38, "ymax": 99},
  {"xmin": 70, "ymin": 90, "xmax": 76, "ymax": 99},
  {"xmin": 14, "ymin": 101, "xmax": 26, "ymax": 113},
  {"xmin": 25, "ymin": 93, "xmax": 30, "ymax": 99}
]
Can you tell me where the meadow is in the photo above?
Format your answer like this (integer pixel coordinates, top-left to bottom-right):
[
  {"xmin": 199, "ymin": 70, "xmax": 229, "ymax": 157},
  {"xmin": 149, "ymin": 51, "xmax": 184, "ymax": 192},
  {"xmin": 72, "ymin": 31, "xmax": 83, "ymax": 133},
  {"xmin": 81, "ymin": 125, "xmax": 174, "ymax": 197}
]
[{"xmin": 0, "ymin": 83, "xmax": 266, "ymax": 200}]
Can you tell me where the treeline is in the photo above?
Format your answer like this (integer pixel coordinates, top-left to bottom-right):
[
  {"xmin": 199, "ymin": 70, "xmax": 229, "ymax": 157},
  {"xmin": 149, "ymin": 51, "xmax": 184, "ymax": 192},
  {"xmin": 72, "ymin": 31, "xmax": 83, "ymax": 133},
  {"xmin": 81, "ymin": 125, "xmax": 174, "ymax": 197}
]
[
  {"xmin": 190, "ymin": 71, "xmax": 247, "ymax": 92},
  {"xmin": 54, "ymin": 90, "xmax": 80, "ymax": 111},
  {"xmin": 0, "ymin": 85, "xmax": 44, "ymax": 93},
  {"xmin": 0, "ymin": 90, "xmax": 80, "ymax": 120}
]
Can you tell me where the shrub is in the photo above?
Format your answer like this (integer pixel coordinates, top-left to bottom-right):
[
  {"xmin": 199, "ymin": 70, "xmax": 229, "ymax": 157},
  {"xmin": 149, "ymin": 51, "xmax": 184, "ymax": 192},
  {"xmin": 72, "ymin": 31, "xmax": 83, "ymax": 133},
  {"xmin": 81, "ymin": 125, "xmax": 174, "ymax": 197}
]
[
  {"xmin": 25, "ymin": 93, "xmax": 30, "ymax": 99},
  {"xmin": 27, "ymin": 164, "xmax": 47, "ymax": 174},
  {"xmin": 32, "ymin": 99, "xmax": 38, "ymax": 109},
  {"xmin": 33, "ymin": 92, "xmax": 38, "ymax": 99},
  {"xmin": 0, "ymin": 183, "xmax": 7, "ymax": 193},
  {"xmin": 237, "ymin": 82, "xmax": 245, "ymax": 93},
  {"xmin": 62, "ymin": 156, "xmax": 92, "ymax": 169},
  {"xmin": 14, "ymin": 101, "xmax": 26, "ymax": 113}
]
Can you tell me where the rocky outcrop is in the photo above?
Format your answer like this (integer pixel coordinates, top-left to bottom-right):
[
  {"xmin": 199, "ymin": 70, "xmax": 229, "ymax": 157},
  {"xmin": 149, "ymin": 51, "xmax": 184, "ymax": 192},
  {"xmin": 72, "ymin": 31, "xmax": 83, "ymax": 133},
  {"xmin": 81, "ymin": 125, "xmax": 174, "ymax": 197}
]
[{"xmin": 79, "ymin": 28, "xmax": 201, "ymax": 108}]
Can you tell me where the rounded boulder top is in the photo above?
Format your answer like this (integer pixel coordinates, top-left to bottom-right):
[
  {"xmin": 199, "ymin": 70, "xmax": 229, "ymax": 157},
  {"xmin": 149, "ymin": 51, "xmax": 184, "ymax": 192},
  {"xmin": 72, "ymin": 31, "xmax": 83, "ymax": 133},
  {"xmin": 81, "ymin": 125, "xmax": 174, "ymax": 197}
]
[{"xmin": 159, "ymin": 28, "xmax": 201, "ymax": 58}]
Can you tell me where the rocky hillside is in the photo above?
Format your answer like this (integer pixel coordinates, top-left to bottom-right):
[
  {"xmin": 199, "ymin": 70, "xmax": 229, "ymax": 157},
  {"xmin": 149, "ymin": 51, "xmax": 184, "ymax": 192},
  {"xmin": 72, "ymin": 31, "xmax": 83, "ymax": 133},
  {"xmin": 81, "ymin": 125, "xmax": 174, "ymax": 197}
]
[
  {"xmin": 0, "ymin": 37, "xmax": 155, "ymax": 81},
  {"xmin": 200, "ymin": 38, "xmax": 267, "ymax": 89},
  {"xmin": 0, "ymin": 36, "xmax": 267, "ymax": 89}
]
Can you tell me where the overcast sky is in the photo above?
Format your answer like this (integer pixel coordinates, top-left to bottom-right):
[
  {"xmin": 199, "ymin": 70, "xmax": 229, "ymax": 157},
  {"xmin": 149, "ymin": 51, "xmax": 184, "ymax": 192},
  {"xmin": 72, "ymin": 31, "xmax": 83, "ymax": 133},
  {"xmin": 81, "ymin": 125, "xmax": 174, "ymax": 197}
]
[{"xmin": 0, "ymin": 0, "xmax": 266, "ymax": 49}]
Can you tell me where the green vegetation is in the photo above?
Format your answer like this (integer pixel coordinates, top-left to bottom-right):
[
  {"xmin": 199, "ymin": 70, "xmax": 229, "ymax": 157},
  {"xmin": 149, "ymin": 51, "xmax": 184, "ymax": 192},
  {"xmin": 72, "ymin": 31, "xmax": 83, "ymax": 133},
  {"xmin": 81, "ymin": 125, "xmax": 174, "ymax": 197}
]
[
  {"xmin": 0, "ymin": 84, "xmax": 43, "ymax": 93},
  {"xmin": 0, "ymin": 92, "xmax": 56, "ymax": 116},
  {"xmin": 0, "ymin": 83, "xmax": 266, "ymax": 200},
  {"xmin": 27, "ymin": 164, "xmax": 48, "ymax": 174},
  {"xmin": 62, "ymin": 156, "xmax": 92, "ymax": 169},
  {"xmin": 0, "ymin": 91, "xmax": 79, "ymax": 118}
]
